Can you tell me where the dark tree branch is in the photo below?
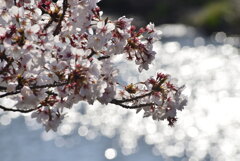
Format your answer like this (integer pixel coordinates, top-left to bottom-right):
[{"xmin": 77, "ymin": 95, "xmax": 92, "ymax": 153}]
[
  {"xmin": 110, "ymin": 99, "xmax": 154, "ymax": 109},
  {"xmin": 53, "ymin": 0, "xmax": 68, "ymax": 36},
  {"xmin": 44, "ymin": 18, "xmax": 54, "ymax": 31},
  {"xmin": 0, "ymin": 104, "xmax": 39, "ymax": 113},
  {"xmin": 0, "ymin": 61, "xmax": 13, "ymax": 75},
  {"xmin": 0, "ymin": 86, "xmax": 7, "ymax": 91},
  {"xmin": 0, "ymin": 81, "xmax": 69, "ymax": 98},
  {"xmin": 110, "ymin": 92, "xmax": 153, "ymax": 109},
  {"xmin": 98, "ymin": 55, "xmax": 110, "ymax": 60},
  {"xmin": 0, "ymin": 51, "xmax": 13, "ymax": 75},
  {"xmin": 112, "ymin": 92, "xmax": 152, "ymax": 104},
  {"xmin": 87, "ymin": 49, "xmax": 98, "ymax": 59},
  {"xmin": 0, "ymin": 91, "xmax": 19, "ymax": 98},
  {"xmin": 30, "ymin": 81, "xmax": 69, "ymax": 90},
  {"xmin": 0, "ymin": 78, "xmax": 152, "ymax": 111},
  {"xmin": 87, "ymin": 52, "xmax": 95, "ymax": 59}
]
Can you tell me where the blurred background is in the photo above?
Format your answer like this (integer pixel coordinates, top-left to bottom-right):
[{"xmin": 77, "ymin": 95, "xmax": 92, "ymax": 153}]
[
  {"xmin": 98, "ymin": 0, "xmax": 240, "ymax": 35},
  {"xmin": 1, "ymin": 0, "xmax": 240, "ymax": 161}
]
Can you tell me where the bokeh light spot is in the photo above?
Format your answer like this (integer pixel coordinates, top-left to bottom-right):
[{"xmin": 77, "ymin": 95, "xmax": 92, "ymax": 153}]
[{"xmin": 105, "ymin": 148, "xmax": 117, "ymax": 160}]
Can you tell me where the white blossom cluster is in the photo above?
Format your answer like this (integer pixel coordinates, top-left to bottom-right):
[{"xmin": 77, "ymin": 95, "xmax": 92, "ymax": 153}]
[{"xmin": 0, "ymin": 0, "xmax": 187, "ymax": 131}]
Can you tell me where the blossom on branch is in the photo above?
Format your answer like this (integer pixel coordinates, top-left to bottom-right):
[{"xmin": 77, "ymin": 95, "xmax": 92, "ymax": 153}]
[{"xmin": 0, "ymin": 0, "xmax": 187, "ymax": 131}]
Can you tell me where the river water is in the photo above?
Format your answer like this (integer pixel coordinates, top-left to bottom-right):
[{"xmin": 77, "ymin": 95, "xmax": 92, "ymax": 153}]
[{"xmin": 1, "ymin": 24, "xmax": 240, "ymax": 161}]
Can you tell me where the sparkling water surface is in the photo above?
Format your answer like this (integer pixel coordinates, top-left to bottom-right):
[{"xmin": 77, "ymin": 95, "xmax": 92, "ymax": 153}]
[{"xmin": 1, "ymin": 24, "xmax": 240, "ymax": 161}]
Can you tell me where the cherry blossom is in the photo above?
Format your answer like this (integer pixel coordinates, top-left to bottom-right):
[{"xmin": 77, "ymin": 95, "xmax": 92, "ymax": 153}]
[{"xmin": 0, "ymin": 0, "xmax": 187, "ymax": 131}]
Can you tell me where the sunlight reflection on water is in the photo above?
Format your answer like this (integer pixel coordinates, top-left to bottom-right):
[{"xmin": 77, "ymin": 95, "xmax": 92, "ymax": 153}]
[{"xmin": 1, "ymin": 24, "xmax": 240, "ymax": 161}]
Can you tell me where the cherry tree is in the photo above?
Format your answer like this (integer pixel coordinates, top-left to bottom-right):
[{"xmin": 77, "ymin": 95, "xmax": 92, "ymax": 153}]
[{"xmin": 0, "ymin": 0, "xmax": 187, "ymax": 131}]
